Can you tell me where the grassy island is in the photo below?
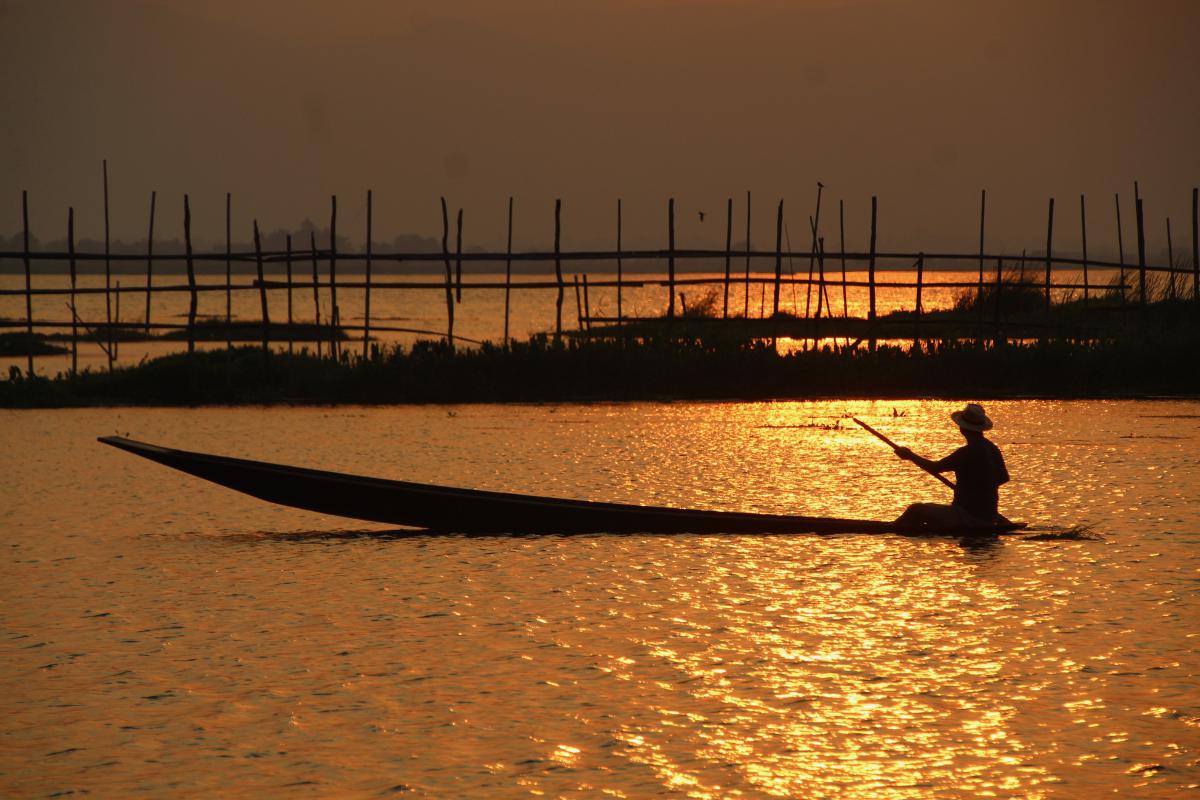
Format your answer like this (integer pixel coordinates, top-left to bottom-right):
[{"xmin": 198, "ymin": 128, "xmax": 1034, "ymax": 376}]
[{"xmin": 2, "ymin": 330, "xmax": 1198, "ymax": 407}]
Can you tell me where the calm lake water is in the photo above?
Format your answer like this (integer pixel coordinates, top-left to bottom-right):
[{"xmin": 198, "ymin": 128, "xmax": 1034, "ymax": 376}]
[{"xmin": 2, "ymin": 399, "xmax": 1198, "ymax": 797}]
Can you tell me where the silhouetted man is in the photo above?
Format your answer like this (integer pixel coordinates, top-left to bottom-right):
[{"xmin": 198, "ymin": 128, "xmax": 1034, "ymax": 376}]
[{"xmin": 894, "ymin": 403, "xmax": 1010, "ymax": 528}]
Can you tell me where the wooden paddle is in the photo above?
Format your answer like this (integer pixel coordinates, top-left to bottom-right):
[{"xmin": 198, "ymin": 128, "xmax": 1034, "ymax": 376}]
[{"xmin": 853, "ymin": 417, "xmax": 956, "ymax": 490}]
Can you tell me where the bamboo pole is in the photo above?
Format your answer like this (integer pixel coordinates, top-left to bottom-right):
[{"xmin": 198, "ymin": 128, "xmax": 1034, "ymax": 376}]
[
  {"xmin": 667, "ymin": 197, "xmax": 676, "ymax": 320},
  {"xmin": 144, "ymin": 191, "xmax": 156, "ymax": 334},
  {"xmin": 330, "ymin": 195, "xmax": 339, "ymax": 358},
  {"xmin": 454, "ymin": 206, "xmax": 465, "ymax": 338},
  {"xmin": 582, "ymin": 273, "xmax": 592, "ymax": 331},
  {"xmin": 363, "ymin": 190, "xmax": 372, "ymax": 358},
  {"xmin": 68, "ymin": 207, "xmax": 77, "ymax": 375},
  {"xmin": 819, "ymin": 235, "xmax": 832, "ymax": 319},
  {"xmin": 839, "ymin": 199, "xmax": 848, "ymax": 320},
  {"xmin": 5, "ymin": 274, "xmax": 1135, "ymax": 296},
  {"xmin": 1166, "ymin": 217, "xmax": 1176, "ymax": 299},
  {"xmin": 455, "ymin": 208, "xmax": 464, "ymax": 318},
  {"xmin": 225, "ymin": 192, "xmax": 231, "ymax": 349},
  {"xmin": 744, "ymin": 191, "xmax": 751, "ymax": 317},
  {"xmin": 994, "ymin": 257, "xmax": 1003, "ymax": 343},
  {"xmin": 868, "ymin": 196, "xmax": 877, "ymax": 351},
  {"xmin": 853, "ymin": 418, "xmax": 957, "ymax": 490},
  {"xmin": 0, "ymin": 318, "xmax": 491, "ymax": 337},
  {"xmin": 21, "ymin": 191, "xmax": 33, "ymax": 376},
  {"xmin": 114, "ymin": 281, "xmax": 120, "ymax": 358},
  {"xmin": 504, "ymin": 196, "xmax": 513, "ymax": 345},
  {"xmin": 332, "ymin": 304, "xmax": 341, "ymax": 357},
  {"xmin": 455, "ymin": 203, "xmax": 463, "ymax": 304},
  {"xmin": 1044, "ymin": 198, "xmax": 1054, "ymax": 311},
  {"xmin": 7, "ymin": 269, "xmax": 1134, "ymax": 295},
  {"xmin": 183, "ymin": 194, "xmax": 196, "ymax": 355},
  {"xmin": 915, "ymin": 252, "xmax": 924, "ymax": 344},
  {"xmin": 813, "ymin": 223, "xmax": 824, "ymax": 320},
  {"xmin": 772, "ymin": 199, "xmax": 783, "ymax": 315},
  {"xmin": 1136, "ymin": 196, "xmax": 1147, "ymax": 306},
  {"xmin": 573, "ymin": 274, "xmax": 583, "ymax": 330},
  {"xmin": 1079, "ymin": 194, "xmax": 1089, "ymax": 308},
  {"xmin": 286, "ymin": 234, "xmax": 294, "ymax": 355},
  {"xmin": 1134, "ymin": 181, "xmax": 1143, "ymax": 307},
  {"xmin": 1193, "ymin": 187, "xmax": 1199, "ymax": 303},
  {"xmin": 1115, "ymin": 193, "xmax": 1126, "ymax": 305},
  {"xmin": 723, "ymin": 197, "xmax": 732, "ymax": 318},
  {"xmin": 978, "ymin": 189, "xmax": 986, "ymax": 300},
  {"xmin": 3, "ymin": 244, "xmax": 1166, "ymax": 272},
  {"xmin": 805, "ymin": 183, "xmax": 823, "ymax": 319},
  {"xmin": 310, "ymin": 232, "xmax": 322, "ymax": 359},
  {"xmin": 440, "ymin": 197, "xmax": 454, "ymax": 346},
  {"xmin": 6, "ymin": 274, "xmax": 1122, "ymax": 295},
  {"xmin": 814, "ymin": 237, "xmax": 827, "ymax": 350},
  {"xmin": 811, "ymin": 220, "xmax": 820, "ymax": 321},
  {"xmin": 254, "ymin": 220, "xmax": 269, "ymax": 353},
  {"xmin": 616, "ymin": 198, "xmax": 623, "ymax": 325},
  {"xmin": 554, "ymin": 198, "xmax": 563, "ymax": 339},
  {"xmin": 102, "ymin": 161, "xmax": 113, "ymax": 369}
]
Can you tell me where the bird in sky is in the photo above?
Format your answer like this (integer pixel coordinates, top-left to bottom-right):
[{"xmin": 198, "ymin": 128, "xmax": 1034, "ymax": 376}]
[{"xmin": 698, "ymin": 211, "xmax": 706, "ymax": 222}]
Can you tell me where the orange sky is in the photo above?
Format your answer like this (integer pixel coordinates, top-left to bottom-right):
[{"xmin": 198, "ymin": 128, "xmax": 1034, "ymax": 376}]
[{"xmin": 3, "ymin": 0, "xmax": 1198, "ymax": 257}]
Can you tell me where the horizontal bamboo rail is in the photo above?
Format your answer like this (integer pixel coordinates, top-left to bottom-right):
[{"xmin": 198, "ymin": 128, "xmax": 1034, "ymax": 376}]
[
  {"xmin": 0, "ymin": 248, "xmax": 1179, "ymax": 272},
  {"xmin": 0, "ymin": 277, "xmax": 1129, "ymax": 296},
  {"xmin": 0, "ymin": 318, "xmax": 484, "ymax": 344}
]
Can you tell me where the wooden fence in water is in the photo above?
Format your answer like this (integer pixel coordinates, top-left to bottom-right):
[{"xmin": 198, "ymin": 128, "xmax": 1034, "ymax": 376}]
[{"xmin": 3, "ymin": 174, "xmax": 1198, "ymax": 377}]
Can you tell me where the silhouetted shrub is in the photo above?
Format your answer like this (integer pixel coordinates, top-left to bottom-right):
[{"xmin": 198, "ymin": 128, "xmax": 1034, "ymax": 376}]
[{"xmin": 953, "ymin": 270, "xmax": 1044, "ymax": 316}]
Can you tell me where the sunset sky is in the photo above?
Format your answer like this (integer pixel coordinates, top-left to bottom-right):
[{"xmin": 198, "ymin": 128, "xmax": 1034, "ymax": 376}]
[{"xmin": 3, "ymin": 0, "xmax": 1198, "ymax": 257}]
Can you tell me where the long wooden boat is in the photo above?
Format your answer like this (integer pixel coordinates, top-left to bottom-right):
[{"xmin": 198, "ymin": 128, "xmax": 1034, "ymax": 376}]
[{"xmin": 98, "ymin": 436, "xmax": 1026, "ymax": 537}]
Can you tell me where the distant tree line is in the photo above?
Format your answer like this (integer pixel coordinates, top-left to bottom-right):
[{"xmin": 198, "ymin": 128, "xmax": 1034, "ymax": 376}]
[{"xmin": 0, "ymin": 219, "xmax": 442, "ymax": 257}]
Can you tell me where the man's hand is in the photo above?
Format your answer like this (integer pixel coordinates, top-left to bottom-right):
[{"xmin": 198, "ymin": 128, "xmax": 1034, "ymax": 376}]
[{"xmin": 894, "ymin": 446, "xmax": 914, "ymax": 461}]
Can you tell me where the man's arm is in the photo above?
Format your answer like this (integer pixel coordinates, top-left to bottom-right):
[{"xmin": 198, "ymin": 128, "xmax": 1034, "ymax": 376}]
[{"xmin": 894, "ymin": 447, "xmax": 957, "ymax": 473}]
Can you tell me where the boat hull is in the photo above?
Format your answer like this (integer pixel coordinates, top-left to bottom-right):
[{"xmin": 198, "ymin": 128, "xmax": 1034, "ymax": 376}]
[{"xmin": 98, "ymin": 436, "xmax": 1026, "ymax": 537}]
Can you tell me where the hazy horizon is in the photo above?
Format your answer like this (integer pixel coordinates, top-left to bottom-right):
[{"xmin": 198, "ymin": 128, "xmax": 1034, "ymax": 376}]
[{"xmin": 3, "ymin": 0, "xmax": 1198, "ymax": 257}]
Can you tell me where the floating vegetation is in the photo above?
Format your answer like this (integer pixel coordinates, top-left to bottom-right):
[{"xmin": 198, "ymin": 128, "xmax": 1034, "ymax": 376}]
[
  {"xmin": 1118, "ymin": 434, "xmax": 1187, "ymax": 440},
  {"xmin": 1022, "ymin": 524, "xmax": 1103, "ymax": 541},
  {"xmin": 755, "ymin": 420, "xmax": 847, "ymax": 430}
]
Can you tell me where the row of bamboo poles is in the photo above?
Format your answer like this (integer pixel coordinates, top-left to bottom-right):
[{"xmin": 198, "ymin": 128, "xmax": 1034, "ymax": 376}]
[{"xmin": 4, "ymin": 168, "xmax": 1198, "ymax": 377}]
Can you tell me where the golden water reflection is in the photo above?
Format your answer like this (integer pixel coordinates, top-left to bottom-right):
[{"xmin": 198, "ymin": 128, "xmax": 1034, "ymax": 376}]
[
  {"xmin": 586, "ymin": 541, "xmax": 1060, "ymax": 799},
  {"xmin": 2, "ymin": 400, "xmax": 1198, "ymax": 797}
]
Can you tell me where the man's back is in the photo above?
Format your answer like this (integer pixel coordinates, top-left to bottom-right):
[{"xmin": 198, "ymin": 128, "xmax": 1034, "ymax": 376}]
[{"xmin": 941, "ymin": 436, "xmax": 1009, "ymax": 518}]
